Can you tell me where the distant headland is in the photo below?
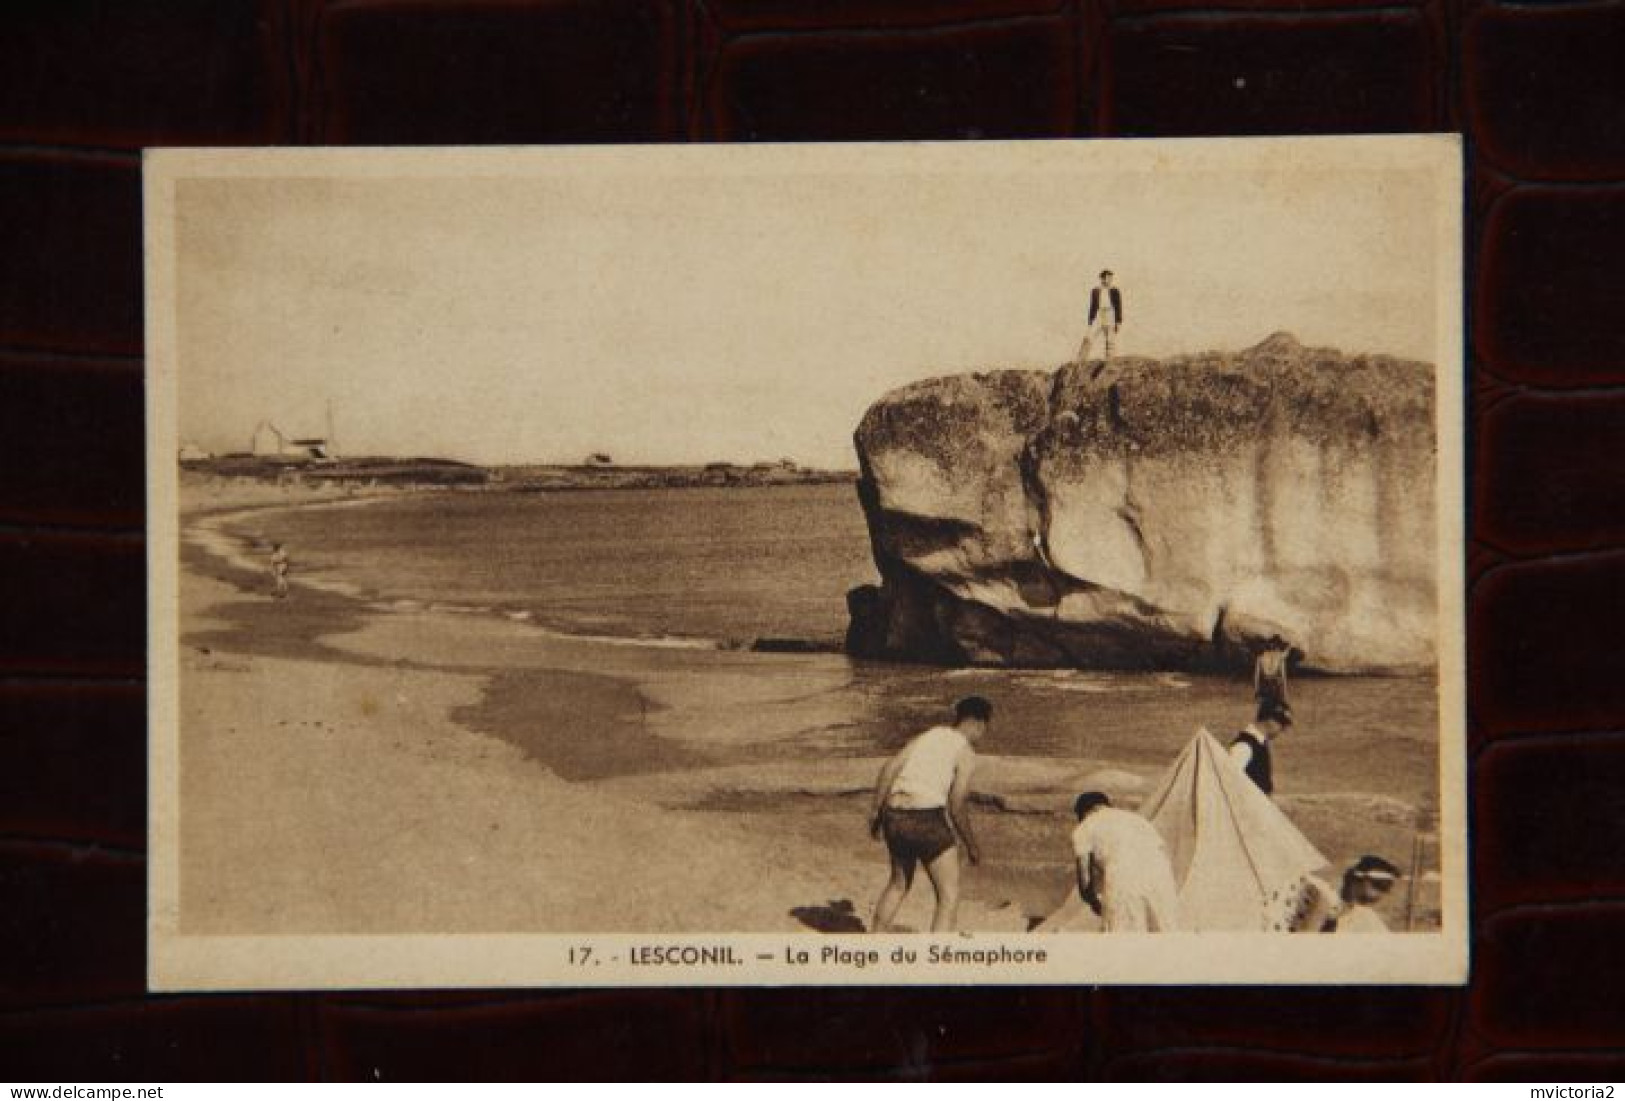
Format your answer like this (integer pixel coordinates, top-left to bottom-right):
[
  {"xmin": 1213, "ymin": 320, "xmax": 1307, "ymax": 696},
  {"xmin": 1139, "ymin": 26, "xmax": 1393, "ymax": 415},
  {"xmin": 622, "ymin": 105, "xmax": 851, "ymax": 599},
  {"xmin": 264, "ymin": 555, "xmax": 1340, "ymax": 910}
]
[{"xmin": 180, "ymin": 453, "xmax": 858, "ymax": 492}]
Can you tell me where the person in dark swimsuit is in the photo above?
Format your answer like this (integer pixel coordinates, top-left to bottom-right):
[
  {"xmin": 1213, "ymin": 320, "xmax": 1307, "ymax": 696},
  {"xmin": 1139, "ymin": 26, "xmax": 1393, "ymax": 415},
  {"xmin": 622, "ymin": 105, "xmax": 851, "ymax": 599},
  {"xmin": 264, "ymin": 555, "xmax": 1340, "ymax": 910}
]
[
  {"xmin": 1253, "ymin": 635, "xmax": 1292, "ymax": 714},
  {"xmin": 868, "ymin": 696, "xmax": 992, "ymax": 933}
]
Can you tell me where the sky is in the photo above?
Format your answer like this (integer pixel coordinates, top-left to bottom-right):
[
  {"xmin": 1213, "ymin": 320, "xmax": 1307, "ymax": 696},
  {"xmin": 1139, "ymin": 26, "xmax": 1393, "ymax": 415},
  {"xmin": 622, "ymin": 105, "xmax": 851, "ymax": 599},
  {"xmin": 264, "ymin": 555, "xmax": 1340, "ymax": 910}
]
[{"xmin": 172, "ymin": 142, "xmax": 1449, "ymax": 469}]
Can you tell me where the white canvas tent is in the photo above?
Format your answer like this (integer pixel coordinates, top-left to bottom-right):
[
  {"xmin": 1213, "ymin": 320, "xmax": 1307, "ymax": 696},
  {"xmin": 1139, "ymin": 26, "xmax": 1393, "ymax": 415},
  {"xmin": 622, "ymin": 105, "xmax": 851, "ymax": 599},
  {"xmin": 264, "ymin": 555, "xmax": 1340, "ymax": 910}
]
[
  {"xmin": 1038, "ymin": 727, "xmax": 1328, "ymax": 933},
  {"xmin": 1138, "ymin": 727, "xmax": 1329, "ymax": 930}
]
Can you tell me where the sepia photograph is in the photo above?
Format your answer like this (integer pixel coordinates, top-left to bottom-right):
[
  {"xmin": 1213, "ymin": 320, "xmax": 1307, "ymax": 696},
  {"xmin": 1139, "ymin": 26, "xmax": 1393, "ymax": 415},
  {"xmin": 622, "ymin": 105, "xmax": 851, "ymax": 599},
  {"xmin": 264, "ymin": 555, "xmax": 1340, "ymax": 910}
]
[{"xmin": 146, "ymin": 137, "xmax": 1465, "ymax": 988}]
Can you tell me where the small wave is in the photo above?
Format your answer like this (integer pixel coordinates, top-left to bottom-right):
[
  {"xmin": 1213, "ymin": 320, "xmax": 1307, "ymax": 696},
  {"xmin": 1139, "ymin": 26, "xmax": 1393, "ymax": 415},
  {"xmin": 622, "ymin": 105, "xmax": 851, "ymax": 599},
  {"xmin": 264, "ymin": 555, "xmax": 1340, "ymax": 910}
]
[
  {"xmin": 427, "ymin": 602, "xmax": 493, "ymax": 617},
  {"xmin": 936, "ymin": 669, "xmax": 1196, "ymax": 692},
  {"xmin": 535, "ymin": 628, "xmax": 718, "ymax": 652},
  {"xmin": 297, "ymin": 576, "xmax": 368, "ymax": 599},
  {"xmin": 1009, "ymin": 671, "xmax": 1171, "ymax": 694},
  {"xmin": 340, "ymin": 591, "xmax": 726, "ymax": 652}
]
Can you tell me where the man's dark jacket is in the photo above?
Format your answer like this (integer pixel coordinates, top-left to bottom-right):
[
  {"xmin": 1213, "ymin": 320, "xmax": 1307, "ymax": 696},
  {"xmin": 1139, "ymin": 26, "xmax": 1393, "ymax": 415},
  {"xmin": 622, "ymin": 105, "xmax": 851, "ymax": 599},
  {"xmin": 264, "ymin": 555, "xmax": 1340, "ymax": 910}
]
[{"xmin": 1088, "ymin": 286, "xmax": 1124, "ymax": 325}]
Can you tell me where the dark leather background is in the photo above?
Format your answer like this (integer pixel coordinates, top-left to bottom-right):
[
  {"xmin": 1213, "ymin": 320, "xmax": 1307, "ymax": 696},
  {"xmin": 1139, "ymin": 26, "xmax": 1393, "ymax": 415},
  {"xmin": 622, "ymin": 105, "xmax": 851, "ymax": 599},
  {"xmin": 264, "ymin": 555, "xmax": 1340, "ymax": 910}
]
[{"xmin": 2, "ymin": 0, "xmax": 1623, "ymax": 1081}]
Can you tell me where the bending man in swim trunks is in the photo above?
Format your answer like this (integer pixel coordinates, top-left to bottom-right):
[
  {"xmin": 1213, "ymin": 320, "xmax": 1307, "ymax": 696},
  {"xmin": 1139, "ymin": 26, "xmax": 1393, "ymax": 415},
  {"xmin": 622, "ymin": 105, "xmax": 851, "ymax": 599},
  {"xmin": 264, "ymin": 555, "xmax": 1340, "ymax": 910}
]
[{"xmin": 868, "ymin": 695, "xmax": 991, "ymax": 933}]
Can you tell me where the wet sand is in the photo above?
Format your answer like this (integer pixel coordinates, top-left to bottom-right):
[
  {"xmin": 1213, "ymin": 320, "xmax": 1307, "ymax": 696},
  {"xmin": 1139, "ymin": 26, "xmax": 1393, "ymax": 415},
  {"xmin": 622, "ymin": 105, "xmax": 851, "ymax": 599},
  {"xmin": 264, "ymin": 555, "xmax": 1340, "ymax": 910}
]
[
  {"xmin": 175, "ymin": 483, "xmax": 1438, "ymax": 935},
  {"xmin": 177, "ymin": 490, "xmax": 1042, "ymax": 934}
]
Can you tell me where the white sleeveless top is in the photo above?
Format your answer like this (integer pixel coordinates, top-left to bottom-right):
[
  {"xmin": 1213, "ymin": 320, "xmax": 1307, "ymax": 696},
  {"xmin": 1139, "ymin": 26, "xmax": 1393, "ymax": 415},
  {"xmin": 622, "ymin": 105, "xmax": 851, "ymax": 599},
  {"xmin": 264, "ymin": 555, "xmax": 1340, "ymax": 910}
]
[{"xmin": 888, "ymin": 726, "xmax": 968, "ymax": 809}]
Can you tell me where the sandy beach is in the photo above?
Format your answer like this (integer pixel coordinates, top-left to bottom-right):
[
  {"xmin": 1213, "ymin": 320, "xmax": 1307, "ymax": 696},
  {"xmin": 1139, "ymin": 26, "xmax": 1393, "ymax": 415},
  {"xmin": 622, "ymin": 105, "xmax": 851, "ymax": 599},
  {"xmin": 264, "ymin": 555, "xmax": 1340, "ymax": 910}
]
[
  {"xmin": 176, "ymin": 481, "xmax": 1438, "ymax": 936},
  {"xmin": 178, "ymin": 483, "xmax": 1056, "ymax": 934}
]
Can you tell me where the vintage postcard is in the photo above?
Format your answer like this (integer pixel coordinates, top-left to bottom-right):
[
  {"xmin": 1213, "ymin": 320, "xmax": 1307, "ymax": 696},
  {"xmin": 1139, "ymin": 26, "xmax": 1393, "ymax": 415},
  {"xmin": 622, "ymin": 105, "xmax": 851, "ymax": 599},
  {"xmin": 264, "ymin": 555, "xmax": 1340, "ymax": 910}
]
[{"xmin": 146, "ymin": 137, "xmax": 1466, "ymax": 989}]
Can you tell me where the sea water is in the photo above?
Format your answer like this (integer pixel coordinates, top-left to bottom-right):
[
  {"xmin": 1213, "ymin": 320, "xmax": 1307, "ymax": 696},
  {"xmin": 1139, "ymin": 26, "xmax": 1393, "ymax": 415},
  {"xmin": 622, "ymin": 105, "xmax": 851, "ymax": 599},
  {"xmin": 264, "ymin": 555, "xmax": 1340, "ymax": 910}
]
[
  {"xmin": 231, "ymin": 482, "xmax": 1439, "ymax": 806},
  {"xmin": 251, "ymin": 482, "xmax": 875, "ymax": 646},
  {"xmin": 219, "ymin": 481, "xmax": 1443, "ymax": 926}
]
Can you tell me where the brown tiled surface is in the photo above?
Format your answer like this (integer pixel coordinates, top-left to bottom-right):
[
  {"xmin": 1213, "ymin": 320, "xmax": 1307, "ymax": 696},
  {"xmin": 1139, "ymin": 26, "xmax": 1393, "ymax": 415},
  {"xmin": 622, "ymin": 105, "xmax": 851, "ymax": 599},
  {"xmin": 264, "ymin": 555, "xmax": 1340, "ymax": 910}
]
[
  {"xmin": 0, "ymin": 353, "xmax": 144, "ymax": 528},
  {"xmin": 1475, "ymin": 734, "xmax": 1625, "ymax": 914},
  {"xmin": 0, "ymin": 0, "xmax": 292, "ymax": 148},
  {"xmin": 0, "ymin": 999, "xmax": 310, "ymax": 1081},
  {"xmin": 1475, "ymin": 907, "xmax": 1625, "ymax": 1052},
  {"xmin": 705, "ymin": 20, "xmax": 1077, "ymax": 140},
  {"xmin": 1096, "ymin": 988, "xmax": 1454, "ymax": 1059},
  {"xmin": 1463, "ymin": 3, "xmax": 1625, "ymax": 182},
  {"xmin": 315, "ymin": 992, "xmax": 714, "ymax": 1080},
  {"xmin": 706, "ymin": 0, "xmax": 1067, "ymax": 33},
  {"xmin": 2, "ymin": 0, "xmax": 1622, "ymax": 1080},
  {"xmin": 1471, "ymin": 552, "xmax": 1625, "ymax": 742},
  {"xmin": 1105, "ymin": 12, "xmax": 1442, "ymax": 136},
  {"xmin": 0, "ymin": 533, "xmax": 144, "ymax": 677},
  {"xmin": 1467, "ymin": 1054, "xmax": 1625, "ymax": 1083},
  {"xmin": 1475, "ymin": 187, "xmax": 1625, "ymax": 386},
  {"xmin": 0, "ymin": 684, "xmax": 146, "ymax": 848},
  {"xmin": 722, "ymin": 988, "xmax": 1086, "ymax": 1073},
  {"xmin": 309, "ymin": 0, "xmax": 682, "ymax": 143},
  {"xmin": 0, "ymin": 843, "xmax": 146, "ymax": 1012},
  {"xmin": 0, "ymin": 154, "xmax": 144, "ymax": 356},
  {"xmin": 1103, "ymin": 1052, "xmax": 1440, "ymax": 1081},
  {"xmin": 1476, "ymin": 392, "xmax": 1625, "ymax": 557}
]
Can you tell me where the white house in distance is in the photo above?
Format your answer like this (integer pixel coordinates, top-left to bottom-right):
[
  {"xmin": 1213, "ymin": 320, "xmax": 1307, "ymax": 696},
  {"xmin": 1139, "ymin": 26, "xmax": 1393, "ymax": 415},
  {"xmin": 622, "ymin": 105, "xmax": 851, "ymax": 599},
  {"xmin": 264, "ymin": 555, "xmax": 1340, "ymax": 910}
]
[{"xmin": 251, "ymin": 420, "xmax": 336, "ymax": 462}]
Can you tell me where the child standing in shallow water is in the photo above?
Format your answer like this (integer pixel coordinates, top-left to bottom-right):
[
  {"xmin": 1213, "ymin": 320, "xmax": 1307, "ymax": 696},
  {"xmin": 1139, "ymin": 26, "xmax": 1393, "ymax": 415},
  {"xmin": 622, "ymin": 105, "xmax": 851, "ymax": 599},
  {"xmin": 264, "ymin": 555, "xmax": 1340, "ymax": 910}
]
[{"xmin": 269, "ymin": 542, "xmax": 290, "ymax": 600}]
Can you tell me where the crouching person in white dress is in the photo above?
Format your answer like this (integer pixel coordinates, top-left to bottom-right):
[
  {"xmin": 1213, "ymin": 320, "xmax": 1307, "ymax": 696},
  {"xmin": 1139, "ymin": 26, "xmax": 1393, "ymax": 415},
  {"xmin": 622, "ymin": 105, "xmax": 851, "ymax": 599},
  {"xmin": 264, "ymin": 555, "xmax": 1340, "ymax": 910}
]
[{"xmin": 1070, "ymin": 792, "xmax": 1183, "ymax": 932}]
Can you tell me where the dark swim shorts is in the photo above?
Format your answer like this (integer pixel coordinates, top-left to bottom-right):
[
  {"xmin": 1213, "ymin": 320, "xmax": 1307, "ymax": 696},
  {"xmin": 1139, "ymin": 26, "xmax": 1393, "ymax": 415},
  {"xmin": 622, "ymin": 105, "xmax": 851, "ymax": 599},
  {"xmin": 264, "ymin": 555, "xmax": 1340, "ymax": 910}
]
[{"xmin": 882, "ymin": 807, "xmax": 957, "ymax": 864}]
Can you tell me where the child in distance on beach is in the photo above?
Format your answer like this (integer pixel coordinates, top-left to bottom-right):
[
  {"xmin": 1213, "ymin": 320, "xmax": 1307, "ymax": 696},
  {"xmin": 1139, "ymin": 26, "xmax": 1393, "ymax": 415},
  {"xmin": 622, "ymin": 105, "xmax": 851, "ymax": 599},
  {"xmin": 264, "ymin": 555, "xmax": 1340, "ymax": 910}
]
[
  {"xmin": 868, "ymin": 696, "xmax": 990, "ymax": 933},
  {"xmin": 269, "ymin": 542, "xmax": 290, "ymax": 600}
]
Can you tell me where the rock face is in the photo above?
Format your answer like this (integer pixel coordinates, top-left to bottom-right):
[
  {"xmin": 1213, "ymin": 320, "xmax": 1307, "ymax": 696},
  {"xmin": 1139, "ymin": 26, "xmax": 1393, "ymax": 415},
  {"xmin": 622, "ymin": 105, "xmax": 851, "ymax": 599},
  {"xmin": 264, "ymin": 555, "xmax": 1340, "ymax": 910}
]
[{"xmin": 847, "ymin": 334, "xmax": 1437, "ymax": 674}]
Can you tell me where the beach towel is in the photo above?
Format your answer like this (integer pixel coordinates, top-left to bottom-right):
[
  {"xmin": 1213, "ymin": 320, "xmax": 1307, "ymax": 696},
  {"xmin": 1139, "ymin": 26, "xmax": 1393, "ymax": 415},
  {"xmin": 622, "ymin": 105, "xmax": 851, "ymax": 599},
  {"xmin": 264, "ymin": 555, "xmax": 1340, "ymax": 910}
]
[{"xmin": 1137, "ymin": 727, "xmax": 1329, "ymax": 931}]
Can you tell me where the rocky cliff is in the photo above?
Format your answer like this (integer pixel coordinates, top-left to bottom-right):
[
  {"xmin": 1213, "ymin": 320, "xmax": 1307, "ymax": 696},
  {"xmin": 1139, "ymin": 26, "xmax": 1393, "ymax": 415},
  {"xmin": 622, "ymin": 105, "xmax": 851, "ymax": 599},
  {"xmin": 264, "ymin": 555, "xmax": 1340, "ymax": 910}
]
[{"xmin": 846, "ymin": 334, "xmax": 1438, "ymax": 674}]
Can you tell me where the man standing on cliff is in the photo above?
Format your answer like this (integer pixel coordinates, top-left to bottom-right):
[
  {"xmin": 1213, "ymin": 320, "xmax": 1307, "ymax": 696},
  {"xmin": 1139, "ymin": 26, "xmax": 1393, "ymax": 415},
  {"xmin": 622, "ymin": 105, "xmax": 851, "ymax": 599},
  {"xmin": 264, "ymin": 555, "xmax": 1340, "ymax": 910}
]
[
  {"xmin": 1077, "ymin": 269, "xmax": 1124, "ymax": 366},
  {"xmin": 868, "ymin": 696, "xmax": 990, "ymax": 933}
]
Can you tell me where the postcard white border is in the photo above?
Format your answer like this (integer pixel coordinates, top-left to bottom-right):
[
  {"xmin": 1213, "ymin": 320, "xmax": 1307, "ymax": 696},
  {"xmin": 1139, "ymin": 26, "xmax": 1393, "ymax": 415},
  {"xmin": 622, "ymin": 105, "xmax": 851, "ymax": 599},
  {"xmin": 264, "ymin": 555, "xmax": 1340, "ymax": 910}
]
[{"xmin": 146, "ymin": 136, "xmax": 1467, "ymax": 990}]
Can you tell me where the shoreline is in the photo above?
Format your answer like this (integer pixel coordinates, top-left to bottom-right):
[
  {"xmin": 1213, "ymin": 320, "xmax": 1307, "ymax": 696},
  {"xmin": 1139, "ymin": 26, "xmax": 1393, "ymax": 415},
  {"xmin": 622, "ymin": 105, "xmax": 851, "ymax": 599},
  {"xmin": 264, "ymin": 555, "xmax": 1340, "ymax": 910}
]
[
  {"xmin": 174, "ymin": 482, "xmax": 1441, "ymax": 935},
  {"xmin": 181, "ymin": 458, "xmax": 859, "ymax": 496},
  {"xmin": 187, "ymin": 478, "xmax": 1429, "ymax": 678},
  {"xmin": 175, "ymin": 485, "xmax": 1057, "ymax": 934},
  {"xmin": 191, "ymin": 487, "xmax": 841, "ymax": 655}
]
